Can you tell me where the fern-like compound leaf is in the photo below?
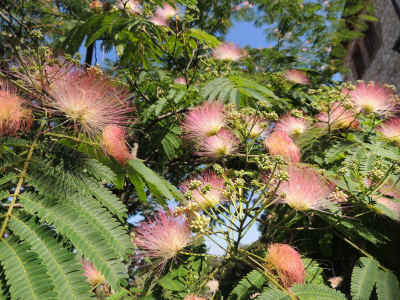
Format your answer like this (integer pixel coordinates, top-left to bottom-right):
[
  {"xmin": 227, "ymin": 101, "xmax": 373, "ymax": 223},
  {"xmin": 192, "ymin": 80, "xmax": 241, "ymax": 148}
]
[
  {"xmin": 20, "ymin": 192, "xmax": 127, "ymax": 291},
  {"xmin": 8, "ymin": 216, "xmax": 92, "ymax": 300},
  {"xmin": 228, "ymin": 270, "xmax": 265, "ymax": 300},
  {"xmin": 376, "ymin": 269, "xmax": 400, "ymax": 300},
  {"xmin": 0, "ymin": 238, "xmax": 57, "ymax": 300},
  {"xmin": 351, "ymin": 257, "xmax": 380, "ymax": 300},
  {"xmin": 290, "ymin": 284, "xmax": 347, "ymax": 299}
]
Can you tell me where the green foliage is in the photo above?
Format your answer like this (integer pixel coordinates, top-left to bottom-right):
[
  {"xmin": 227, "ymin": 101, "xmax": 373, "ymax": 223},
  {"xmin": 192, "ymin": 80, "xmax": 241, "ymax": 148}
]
[
  {"xmin": 258, "ymin": 284, "xmax": 347, "ymax": 300},
  {"xmin": 8, "ymin": 216, "xmax": 92, "ymax": 300},
  {"xmin": 202, "ymin": 76, "xmax": 279, "ymax": 108},
  {"xmin": 351, "ymin": 257, "xmax": 400, "ymax": 300},
  {"xmin": 228, "ymin": 270, "xmax": 265, "ymax": 300},
  {"xmin": 0, "ymin": 238, "xmax": 57, "ymax": 300}
]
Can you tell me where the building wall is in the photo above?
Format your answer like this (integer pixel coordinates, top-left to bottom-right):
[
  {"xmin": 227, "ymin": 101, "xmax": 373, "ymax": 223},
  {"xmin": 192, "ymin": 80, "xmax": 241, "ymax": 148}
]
[{"xmin": 345, "ymin": 0, "xmax": 400, "ymax": 89}]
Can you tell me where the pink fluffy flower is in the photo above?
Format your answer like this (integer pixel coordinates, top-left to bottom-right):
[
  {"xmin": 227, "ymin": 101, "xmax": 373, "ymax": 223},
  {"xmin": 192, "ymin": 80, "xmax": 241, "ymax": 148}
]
[
  {"xmin": 0, "ymin": 82, "xmax": 32, "ymax": 136},
  {"xmin": 377, "ymin": 117, "xmax": 400, "ymax": 145},
  {"xmin": 149, "ymin": 15, "xmax": 169, "ymax": 26},
  {"xmin": 206, "ymin": 279, "xmax": 219, "ymax": 293},
  {"xmin": 244, "ymin": 116, "xmax": 268, "ymax": 138},
  {"xmin": 274, "ymin": 114, "xmax": 308, "ymax": 136},
  {"xmin": 347, "ymin": 82, "xmax": 398, "ymax": 115},
  {"xmin": 116, "ymin": 0, "xmax": 142, "ymax": 14},
  {"xmin": 264, "ymin": 131, "xmax": 301, "ymax": 163},
  {"xmin": 135, "ymin": 211, "xmax": 191, "ymax": 264},
  {"xmin": 154, "ymin": 3, "xmax": 177, "ymax": 19},
  {"xmin": 81, "ymin": 259, "xmax": 105, "ymax": 286},
  {"xmin": 175, "ymin": 77, "xmax": 187, "ymax": 85},
  {"xmin": 267, "ymin": 243, "xmax": 305, "ymax": 288},
  {"xmin": 182, "ymin": 101, "xmax": 225, "ymax": 140},
  {"xmin": 284, "ymin": 70, "xmax": 310, "ymax": 85},
  {"xmin": 101, "ymin": 125, "xmax": 133, "ymax": 164},
  {"xmin": 184, "ymin": 296, "xmax": 206, "ymax": 300},
  {"xmin": 211, "ymin": 42, "xmax": 248, "ymax": 61},
  {"xmin": 180, "ymin": 170, "xmax": 225, "ymax": 210},
  {"xmin": 196, "ymin": 129, "xmax": 239, "ymax": 158},
  {"xmin": 374, "ymin": 184, "xmax": 400, "ymax": 220},
  {"xmin": 317, "ymin": 102, "xmax": 359, "ymax": 130},
  {"xmin": 45, "ymin": 69, "xmax": 132, "ymax": 136},
  {"xmin": 278, "ymin": 165, "xmax": 335, "ymax": 211}
]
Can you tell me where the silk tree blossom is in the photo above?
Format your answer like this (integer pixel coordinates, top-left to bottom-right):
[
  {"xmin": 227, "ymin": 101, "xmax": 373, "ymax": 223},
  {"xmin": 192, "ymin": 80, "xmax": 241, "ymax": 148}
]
[
  {"xmin": 278, "ymin": 165, "xmax": 335, "ymax": 211},
  {"xmin": 264, "ymin": 131, "xmax": 301, "ymax": 163},
  {"xmin": 206, "ymin": 279, "xmax": 219, "ymax": 293},
  {"xmin": 374, "ymin": 184, "xmax": 400, "ymax": 220},
  {"xmin": 244, "ymin": 116, "xmax": 268, "ymax": 138},
  {"xmin": 211, "ymin": 42, "xmax": 248, "ymax": 61},
  {"xmin": 90, "ymin": 0, "xmax": 102, "ymax": 9},
  {"xmin": 135, "ymin": 211, "xmax": 192, "ymax": 265},
  {"xmin": 0, "ymin": 82, "xmax": 32, "ymax": 136},
  {"xmin": 196, "ymin": 129, "xmax": 239, "ymax": 158},
  {"xmin": 116, "ymin": 0, "xmax": 142, "ymax": 14},
  {"xmin": 274, "ymin": 114, "xmax": 308, "ymax": 136},
  {"xmin": 377, "ymin": 117, "xmax": 400, "ymax": 145},
  {"xmin": 182, "ymin": 101, "xmax": 225, "ymax": 140},
  {"xmin": 149, "ymin": 15, "xmax": 169, "ymax": 26},
  {"xmin": 283, "ymin": 70, "xmax": 310, "ymax": 85},
  {"xmin": 266, "ymin": 243, "xmax": 305, "ymax": 288},
  {"xmin": 175, "ymin": 77, "xmax": 187, "ymax": 85},
  {"xmin": 347, "ymin": 82, "xmax": 398, "ymax": 115},
  {"xmin": 101, "ymin": 125, "xmax": 133, "ymax": 164},
  {"xmin": 150, "ymin": 3, "xmax": 177, "ymax": 26},
  {"xmin": 45, "ymin": 69, "xmax": 132, "ymax": 136},
  {"xmin": 154, "ymin": 3, "xmax": 177, "ymax": 19},
  {"xmin": 180, "ymin": 170, "xmax": 225, "ymax": 210},
  {"xmin": 317, "ymin": 102, "xmax": 359, "ymax": 130},
  {"xmin": 81, "ymin": 259, "xmax": 105, "ymax": 286},
  {"xmin": 184, "ymin": 295, "xmax": 206, "ymax": 300}
]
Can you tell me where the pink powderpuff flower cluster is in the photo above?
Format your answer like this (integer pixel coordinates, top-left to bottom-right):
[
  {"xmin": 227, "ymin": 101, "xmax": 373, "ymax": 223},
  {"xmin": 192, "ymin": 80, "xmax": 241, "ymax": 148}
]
[
  {"xmin": 45, "ymin": 69, "xmax": 133, "ymax": 137},
  {"xmin": 264, "ymin": 131, "xmax": 301, "ymax": 163},
  {"xmin": 377, "ymin": 117, "xmax": 400, "ymax": 145},
  {"xmin": 184, "ymin": 295, "xmax": 206, "ymax": 300},
  {"xmin": 182, "ymin": 101, "xmax": 239, "ymax": 158},
  {"xmin": 116, "ymin": 0, "xmax": 143, "ymax": 14},
  {"xmin": 0, "ymin": 82, "xmax": 32, "ymax": 137},
  {"xmin": 101, "ymin": 125, "xmax": 133, "ymax": 164},
  {"xmin": 134, "ymin": 211, "xmax": 191, "ymax": 265},
  {"xmin": 244, "ymin": 116, "xmax": 268, "ymax": 138},
  {"xmin": 81, "ymin": 259, "xmax": 105, "ymax": 286},
  {"xmin": 284, "ymin": 70, "xmax": 310, "ymax": 85},
  {"xmin": 274, "ymin": 114, "xmax": 308, "ymax": 137},
  {"xmin": 374, "ymin": 184, "xmax": 400, "ymax": 220},
  {"xmin": 346, "ymin": 82, "xmax": 398, "ymax": 115},
  {"xmin": 267, "ymin": 243, "xmax": 305, "ymax": 288},
  {"xmin": 317, "ymin": 102, "xmax": 359, "ymax": 130},
  {"xmin": 182, "ymin": 102, "xmax": 225, "ymax": 140},
  {"xmin": 211, "ymin": 42, "xmax": 248, "ymax": 61},
  {"xmin": 150, "ymin": 3, "xmax": 177, "ymax": 26},
  {"xmin": 180, "ymin": 170, "xmax": 225, "ymax": 210},
  {"xmin": 174, "ymin": 77, "xmax": 187, "ymax": 85},
  {"xmin": 196, "ymin": 129, "xmax": 239, "ymax": 158},
  {"xmin": 278, "ymin": 165, "xmax": 335, "ymax": 211}
]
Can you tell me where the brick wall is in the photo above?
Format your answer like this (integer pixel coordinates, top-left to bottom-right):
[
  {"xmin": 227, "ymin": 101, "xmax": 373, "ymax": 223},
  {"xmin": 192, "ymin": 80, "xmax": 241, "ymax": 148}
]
[{"xmin": 345, "ymin": 0, "xmax": 400, "ymax": 89}]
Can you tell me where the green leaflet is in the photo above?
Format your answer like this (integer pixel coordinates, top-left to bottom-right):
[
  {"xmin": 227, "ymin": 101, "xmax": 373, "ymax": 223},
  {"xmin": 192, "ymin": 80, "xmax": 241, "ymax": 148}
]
[
  {"xmin": 127, "ymin": 159, "xmax": 184, "ymax": 202},
  {"xmin": 202, "ymin": 76, "xmax": 279, "ymax": 107},
  {"xmin": 0, "ymin": 239, "xmax": 57, "ymax": 300},
  {"xmin": 20, "ymin": 192, "xmax": 127, "ymax": 291},
  {"xmin": 290, "ymin": 284, "xmax": 347, "ymax": 299},
  {"xmin": 8, "ymin": 216, "xmax": 92, "ymax": 300},
  {"xmin": 376, "ymin": 269, "xmax": 400, "ymax": 300},
  {"xmin": 351, "ymin": 257, "xmax": 380, "ymax": 300},
  {"xmin": 228, "ymin": 270, "xmax": 265, "ymax": 300}
]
